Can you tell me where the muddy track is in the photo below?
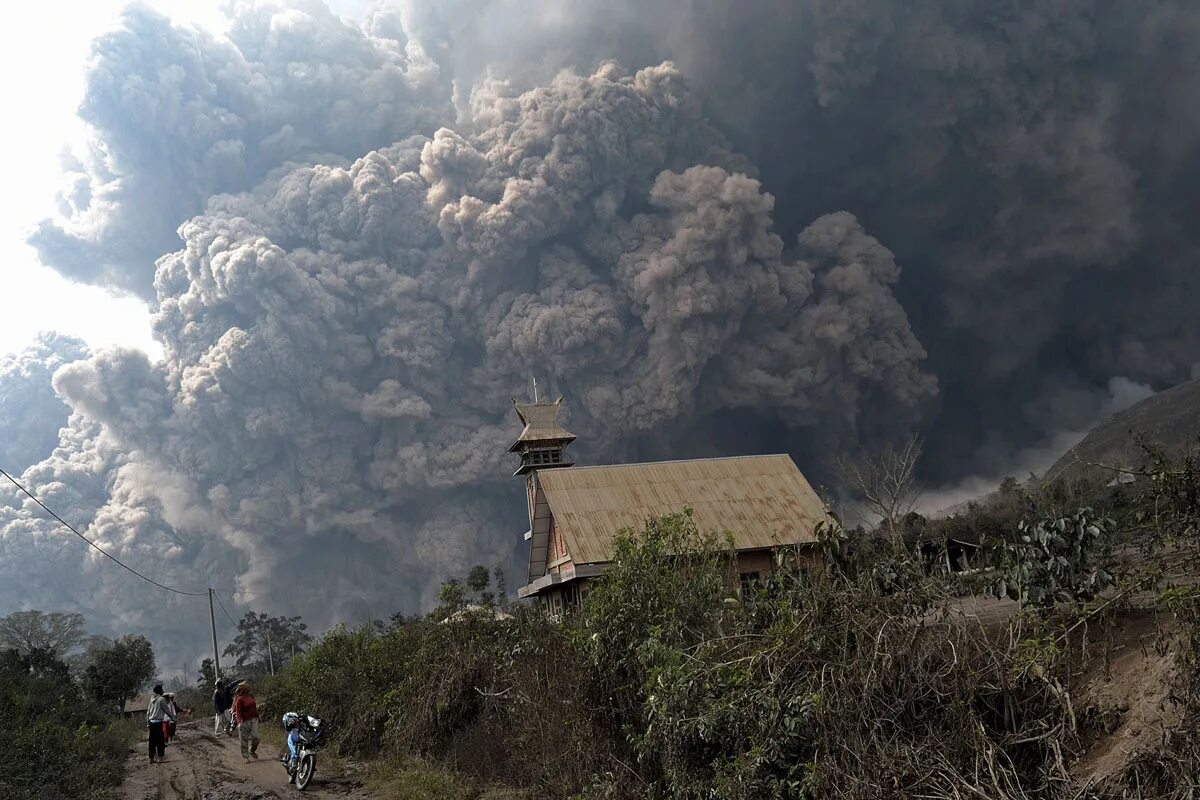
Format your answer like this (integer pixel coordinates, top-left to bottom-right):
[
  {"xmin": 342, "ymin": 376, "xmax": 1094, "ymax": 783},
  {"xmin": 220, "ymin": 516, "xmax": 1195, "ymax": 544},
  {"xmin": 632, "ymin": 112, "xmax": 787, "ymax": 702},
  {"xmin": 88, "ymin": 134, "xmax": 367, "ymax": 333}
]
[{"xmin": 120, "ymin": 723, "xmax": 377, "ymax": 800}]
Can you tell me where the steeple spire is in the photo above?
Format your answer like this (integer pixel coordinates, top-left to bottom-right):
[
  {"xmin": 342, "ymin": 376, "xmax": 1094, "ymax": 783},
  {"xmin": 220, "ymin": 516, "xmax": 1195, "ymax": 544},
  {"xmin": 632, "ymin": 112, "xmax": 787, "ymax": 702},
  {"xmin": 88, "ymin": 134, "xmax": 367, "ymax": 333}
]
[{"xmin": 508, "ymin": 392, "xmax": 575, "ymax": 476}]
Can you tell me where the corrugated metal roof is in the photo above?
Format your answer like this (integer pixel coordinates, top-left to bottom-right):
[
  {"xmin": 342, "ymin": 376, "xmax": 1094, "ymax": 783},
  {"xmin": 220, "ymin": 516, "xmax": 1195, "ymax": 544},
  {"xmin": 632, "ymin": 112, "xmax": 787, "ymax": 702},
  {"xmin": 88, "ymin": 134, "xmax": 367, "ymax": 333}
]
[
  {"xmin": 509, "ymin": 398, "xmax": 576, "ymax": 450},
  {"xmin": 537, "ymin": 454, "xmax": 829, "ymax": 564}
]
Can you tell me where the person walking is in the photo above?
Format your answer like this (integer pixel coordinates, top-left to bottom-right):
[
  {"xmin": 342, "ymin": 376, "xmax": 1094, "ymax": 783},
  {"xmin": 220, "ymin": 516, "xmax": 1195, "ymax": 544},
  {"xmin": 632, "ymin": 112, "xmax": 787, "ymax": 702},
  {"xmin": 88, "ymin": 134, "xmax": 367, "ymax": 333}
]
[
  {"xmin": 146, "ymin": 685, "xmax": 176, "ymax": 763},
  {"xmin": 213, "ymin": 679, "xmax": 233, "ymax": 734},
  {"xmin": 164, "ymin": 693, "xmax": 178, "ymax": 743},
  {"xmin": 232, "ymin": 682, "xmax": 260, "ymax": 760}
]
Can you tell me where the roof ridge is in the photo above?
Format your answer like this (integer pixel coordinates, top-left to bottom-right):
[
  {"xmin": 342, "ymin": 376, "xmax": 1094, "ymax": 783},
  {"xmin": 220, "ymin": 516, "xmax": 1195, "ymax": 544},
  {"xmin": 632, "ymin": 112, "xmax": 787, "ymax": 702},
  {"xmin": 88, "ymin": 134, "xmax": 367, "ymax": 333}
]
[{"xmin": 549, "ymin": 453, "xmax": 793, "ymax": 472}]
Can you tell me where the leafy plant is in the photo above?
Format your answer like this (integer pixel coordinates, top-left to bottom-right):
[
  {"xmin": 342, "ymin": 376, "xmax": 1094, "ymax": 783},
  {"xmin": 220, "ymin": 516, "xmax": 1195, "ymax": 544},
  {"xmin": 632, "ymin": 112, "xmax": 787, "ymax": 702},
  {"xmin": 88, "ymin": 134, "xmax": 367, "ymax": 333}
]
[
  {"xmin": 81, "ymin": 634, "xmax": 155, "ymax": 714},
  {"xmin": 997, "ymin": 507, "xmax": 1115, "ymax": 610}
]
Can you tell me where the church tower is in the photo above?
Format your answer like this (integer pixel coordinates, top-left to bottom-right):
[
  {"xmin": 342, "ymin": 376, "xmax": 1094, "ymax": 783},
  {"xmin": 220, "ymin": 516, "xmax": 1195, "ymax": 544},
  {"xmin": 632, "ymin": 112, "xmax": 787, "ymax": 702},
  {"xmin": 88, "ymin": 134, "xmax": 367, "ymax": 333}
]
[
  {"xmin": 508, "ymin": 393, "xmax": 575, "ymax": 476},
  {"xmin": 510, "ymin": 387, "xmax": 575, "ymax": 588}
]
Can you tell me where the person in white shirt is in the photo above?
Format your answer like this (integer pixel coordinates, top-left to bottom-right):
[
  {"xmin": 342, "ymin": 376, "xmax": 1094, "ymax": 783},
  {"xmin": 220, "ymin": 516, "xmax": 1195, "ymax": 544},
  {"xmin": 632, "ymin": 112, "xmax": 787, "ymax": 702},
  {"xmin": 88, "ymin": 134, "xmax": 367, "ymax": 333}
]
[{"xmin": 145, "ymin": 685, "xmax": 176, "ymax": 763}]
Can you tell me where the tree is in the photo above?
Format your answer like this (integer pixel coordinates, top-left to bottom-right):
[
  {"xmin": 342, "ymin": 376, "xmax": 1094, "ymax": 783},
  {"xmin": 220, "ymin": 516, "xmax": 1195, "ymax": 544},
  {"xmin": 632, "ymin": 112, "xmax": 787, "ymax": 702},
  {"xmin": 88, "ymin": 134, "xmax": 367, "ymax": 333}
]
[
  {"xmin": 25, "ymin": 647, "xmax": 72, "ymax": 683},
  {"xmin": 467, "ymin": 565, "xmax": 495, "ymax": 606},
  {"xmin": 835, "ymin": 434, "xmax": 925, "ymax": 541},
  {"xmin": 437, "ymin": 579, "xmax": 467, "ymax": 614},
  {"xmin": 82, "ymin": 635, "xmax": 155, "ymax": 714},
  {"xmin": 198, "ymin": 657, "xmax": 217, "ymax": 695},
  {"xmin": 223, "ymin": 611, "xmax": 311, "ymax": 675},
  {"xmin": 436, "ymin": 564, "xmax": 510, "ymax": 618},
  {"xmin": 0, "ymin": 610, "xmax": 86, "ymax": 656},
  {"xmin": 493, "ymin": 567, "xmax": 508, "ymax": 604},
  {"xmin": 66, "ymin": 634, "xmax": 112, "ymax": 676}
]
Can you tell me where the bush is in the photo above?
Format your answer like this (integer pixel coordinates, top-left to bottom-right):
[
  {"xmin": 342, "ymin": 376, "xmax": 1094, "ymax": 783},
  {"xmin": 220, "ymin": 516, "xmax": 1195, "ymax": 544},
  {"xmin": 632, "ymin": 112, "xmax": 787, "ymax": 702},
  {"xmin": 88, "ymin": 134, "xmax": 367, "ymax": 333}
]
[
  {"xmin": 997, "ymin": 507, "xmax": 1115, "ymax": 610},
  {"xmin": 0, "ymin": 649, "xmax": 137, "ymax": 800},
  {"xmin": 265, "ymin": 511, "xmax": 1119, "ymax": 800}
]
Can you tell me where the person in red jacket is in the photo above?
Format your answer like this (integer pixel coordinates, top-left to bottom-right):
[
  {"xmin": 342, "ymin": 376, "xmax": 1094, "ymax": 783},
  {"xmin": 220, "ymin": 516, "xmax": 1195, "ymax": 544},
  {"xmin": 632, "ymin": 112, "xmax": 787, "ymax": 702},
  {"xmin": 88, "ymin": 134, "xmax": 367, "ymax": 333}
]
[{"xmin": 232, "ymin": 682, "xmax": 261, "ymax": 760}]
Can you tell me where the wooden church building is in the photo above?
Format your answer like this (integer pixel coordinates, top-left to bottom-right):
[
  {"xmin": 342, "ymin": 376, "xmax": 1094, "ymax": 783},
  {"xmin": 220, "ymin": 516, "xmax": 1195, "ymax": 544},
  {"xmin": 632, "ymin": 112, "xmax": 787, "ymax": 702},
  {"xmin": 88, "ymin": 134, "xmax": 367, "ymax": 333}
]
[{"xmin": 510, "ymin": 396, "xmax": 831, "ymax": 612}]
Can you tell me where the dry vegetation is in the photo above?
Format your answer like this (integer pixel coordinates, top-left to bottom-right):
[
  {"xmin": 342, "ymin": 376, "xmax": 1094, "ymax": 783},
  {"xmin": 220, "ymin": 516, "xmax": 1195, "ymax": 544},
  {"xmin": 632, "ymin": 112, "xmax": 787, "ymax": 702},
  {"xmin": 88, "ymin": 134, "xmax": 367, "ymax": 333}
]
[{"xmin": 264, "ymin": 446, "xmax": 1200, "ymax": 799}]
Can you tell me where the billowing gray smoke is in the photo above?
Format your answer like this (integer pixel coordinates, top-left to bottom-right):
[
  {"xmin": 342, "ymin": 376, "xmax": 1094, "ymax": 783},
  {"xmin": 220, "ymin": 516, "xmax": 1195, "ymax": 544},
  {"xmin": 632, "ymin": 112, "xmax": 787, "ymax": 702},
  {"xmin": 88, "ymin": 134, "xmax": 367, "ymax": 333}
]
[
  {"xmin": 396, "ymin": 0, "xmax": 1200, "ymax": 473},
  {"xmin": 0, "ymin": 334, "xmax": 88, "ymax": 474},
  {"xmin": 6, "ymin": 0, "xmax": 1199, "ymax": 657},
  {"xmin": 30, "ymin": 2, "xmax": 450, "ymax": 295}
]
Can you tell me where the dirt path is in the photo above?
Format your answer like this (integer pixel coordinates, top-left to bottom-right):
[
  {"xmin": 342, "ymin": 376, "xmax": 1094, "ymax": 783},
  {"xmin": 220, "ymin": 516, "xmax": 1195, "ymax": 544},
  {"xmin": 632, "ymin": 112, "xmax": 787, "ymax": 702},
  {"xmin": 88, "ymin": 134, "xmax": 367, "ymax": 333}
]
[{"xmin": 120, "ymin": 722, "xmax": 377, "ymax": 800}]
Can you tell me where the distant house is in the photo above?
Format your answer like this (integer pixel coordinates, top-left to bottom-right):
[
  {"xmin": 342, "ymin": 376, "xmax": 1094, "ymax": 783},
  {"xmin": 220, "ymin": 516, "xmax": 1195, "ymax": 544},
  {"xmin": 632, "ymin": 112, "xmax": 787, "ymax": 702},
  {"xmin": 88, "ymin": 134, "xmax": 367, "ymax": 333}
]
[
  {"xmin": 909, "ymin": 532, "xmax": 985, "ymax": 574},
  {"xmin": 122, "ymin": 693, "xmax": 151, "ymax": 718},
  {"xmin": 509, "ymin": 396, "xmax": 832, "ymax": 612}
]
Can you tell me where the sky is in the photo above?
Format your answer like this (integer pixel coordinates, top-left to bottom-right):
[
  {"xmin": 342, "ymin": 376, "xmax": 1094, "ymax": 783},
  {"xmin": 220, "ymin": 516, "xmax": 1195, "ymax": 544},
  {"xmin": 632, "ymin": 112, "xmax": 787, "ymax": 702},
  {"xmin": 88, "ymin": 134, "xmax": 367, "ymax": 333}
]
[
  {"xmin": 0, "ymin": 0, "xmax": 363, "ymax": 359},
  {"xmin": 0, "ymin": 2, "xmax": 234, "ymax": 359}
]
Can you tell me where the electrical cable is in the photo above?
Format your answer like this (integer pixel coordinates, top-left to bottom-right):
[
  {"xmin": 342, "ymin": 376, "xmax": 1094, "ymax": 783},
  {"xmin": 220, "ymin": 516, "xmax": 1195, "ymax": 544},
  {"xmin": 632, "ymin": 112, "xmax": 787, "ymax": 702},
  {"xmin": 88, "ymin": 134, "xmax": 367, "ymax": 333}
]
[
  {"xmin": 4, "ymin": 467, "xmax": 396, "ymax": 607},
  {"xmin": 213, "ymin": 589, "xmax": 238, "ymax": 628},
  {"xmin": 0, "ymin": 466, "xmax": 209, "ymax": 597}
]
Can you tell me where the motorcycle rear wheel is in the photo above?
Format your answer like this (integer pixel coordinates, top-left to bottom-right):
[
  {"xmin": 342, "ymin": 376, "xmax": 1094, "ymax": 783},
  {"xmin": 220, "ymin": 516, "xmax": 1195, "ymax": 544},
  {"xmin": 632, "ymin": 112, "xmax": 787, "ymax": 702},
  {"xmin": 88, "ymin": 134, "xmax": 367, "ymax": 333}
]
[{"xmin": 296, "ymin": 754, "xmax": 316, "ymax": 790}]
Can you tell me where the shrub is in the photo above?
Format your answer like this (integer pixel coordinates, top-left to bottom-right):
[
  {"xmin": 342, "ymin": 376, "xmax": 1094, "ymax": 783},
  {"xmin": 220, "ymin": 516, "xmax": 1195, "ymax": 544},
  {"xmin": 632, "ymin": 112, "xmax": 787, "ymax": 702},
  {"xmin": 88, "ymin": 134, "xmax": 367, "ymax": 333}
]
[
  {"xmin": 267, "ymin": 511, "xmax": 1092, "ymax": 800},
  {"xmin": 997, "ymin": 507, "xmax": 1115, "ymax": 610},
  {"xmin": 0, "ymin": 648, "xmax": 136, "ymax": 800}
]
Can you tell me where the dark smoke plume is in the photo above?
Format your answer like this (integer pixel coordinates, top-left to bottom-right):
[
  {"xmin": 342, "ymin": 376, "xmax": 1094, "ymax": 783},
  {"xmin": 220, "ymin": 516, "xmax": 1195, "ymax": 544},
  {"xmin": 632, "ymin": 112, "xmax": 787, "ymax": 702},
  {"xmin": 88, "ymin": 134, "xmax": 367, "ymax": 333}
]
[
  {"xmin": 398, "ymin": 0, "xmax": 1200, "ymax": 475},
  {"xmin": 6, "ymin": 0, "xmax": 1199, "ymax": 657}
]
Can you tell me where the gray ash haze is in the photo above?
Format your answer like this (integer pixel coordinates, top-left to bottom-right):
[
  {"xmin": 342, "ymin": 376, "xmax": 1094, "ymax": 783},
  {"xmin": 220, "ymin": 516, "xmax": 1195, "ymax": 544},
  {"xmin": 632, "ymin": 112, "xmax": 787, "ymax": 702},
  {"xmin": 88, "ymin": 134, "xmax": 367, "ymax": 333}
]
[
  {"xmin": 2, "ymin": 0, "xmax": 1199, "ymax": 658},
  {"xmin": 0, "ymin": 334, "xmax": 88, "ymax": 475}
]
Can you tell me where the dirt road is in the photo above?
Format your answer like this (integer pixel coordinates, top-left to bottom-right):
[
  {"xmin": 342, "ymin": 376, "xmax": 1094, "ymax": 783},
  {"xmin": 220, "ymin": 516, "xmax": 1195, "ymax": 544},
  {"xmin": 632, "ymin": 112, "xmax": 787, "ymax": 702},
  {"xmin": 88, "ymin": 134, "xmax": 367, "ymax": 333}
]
[{"xmin": 120, "ymin": 723, "xmax": 377, "ymax": 800}]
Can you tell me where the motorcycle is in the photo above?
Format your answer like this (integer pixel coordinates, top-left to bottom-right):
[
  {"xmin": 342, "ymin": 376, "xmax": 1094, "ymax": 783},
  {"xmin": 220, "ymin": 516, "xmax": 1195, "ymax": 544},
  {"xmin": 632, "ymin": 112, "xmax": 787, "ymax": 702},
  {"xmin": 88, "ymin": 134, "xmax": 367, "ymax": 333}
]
[{"xmin": 281, "ymin": 714, "xmax": 327, "ymax": 791}]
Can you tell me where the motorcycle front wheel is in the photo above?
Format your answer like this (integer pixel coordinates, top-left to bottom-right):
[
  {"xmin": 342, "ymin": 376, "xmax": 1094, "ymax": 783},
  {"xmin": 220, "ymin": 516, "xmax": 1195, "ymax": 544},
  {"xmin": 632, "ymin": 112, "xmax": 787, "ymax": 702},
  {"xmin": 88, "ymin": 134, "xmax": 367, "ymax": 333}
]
[{"xmin": 296, "ymin": 754, "xmax": 316, "ymax": 790}]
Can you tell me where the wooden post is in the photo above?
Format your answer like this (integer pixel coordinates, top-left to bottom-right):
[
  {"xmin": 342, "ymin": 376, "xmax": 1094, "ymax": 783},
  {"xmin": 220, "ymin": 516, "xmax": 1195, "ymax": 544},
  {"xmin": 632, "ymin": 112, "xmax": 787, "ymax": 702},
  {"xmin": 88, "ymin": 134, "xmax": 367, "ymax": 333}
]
[
  {"xmin": 208, "ymin": 588, "xmax": 222, "ymax": 682},
  {"xmin": 266, "ymin": 627, "xmax": 275, "ymax": 676}
]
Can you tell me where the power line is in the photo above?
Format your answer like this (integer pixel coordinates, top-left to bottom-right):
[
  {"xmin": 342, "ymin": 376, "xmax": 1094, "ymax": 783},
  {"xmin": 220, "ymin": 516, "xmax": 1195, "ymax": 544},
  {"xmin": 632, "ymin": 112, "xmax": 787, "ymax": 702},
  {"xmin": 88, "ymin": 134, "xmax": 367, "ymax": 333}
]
[
  {"xmin": 213, "ymin": 590, "xmax": 238, "ymax": 628},
  {"xmin": 212, "ymin": 588, "xmax": 378, "ymax": 602},
  {"xmin": 0, "ymin": 466, "xmax": 209, "ymax": 597},
  {"xmin": 4, "ymin": 466, "xmax": 395, "ymax": 607}
]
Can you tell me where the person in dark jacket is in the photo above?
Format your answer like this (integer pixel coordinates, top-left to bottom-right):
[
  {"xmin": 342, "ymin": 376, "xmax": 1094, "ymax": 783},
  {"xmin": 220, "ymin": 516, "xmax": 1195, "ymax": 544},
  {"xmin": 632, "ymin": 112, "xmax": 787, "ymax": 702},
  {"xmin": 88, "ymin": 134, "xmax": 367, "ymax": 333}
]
[{"xmin": 213, "ymin": 679, "xmax": 233, "ymax": 734}]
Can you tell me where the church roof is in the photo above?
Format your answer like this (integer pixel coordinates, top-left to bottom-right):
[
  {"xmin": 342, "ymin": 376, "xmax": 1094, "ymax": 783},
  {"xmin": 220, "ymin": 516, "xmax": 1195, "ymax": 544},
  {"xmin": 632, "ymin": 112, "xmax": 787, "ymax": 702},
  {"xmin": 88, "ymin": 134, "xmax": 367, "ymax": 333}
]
[
  {"xmin": 536, "ymin": 454, "xmax": 829, "ymax": 564},
  {"xmin": 508, "ymin": 397, "xmax": 576, "ymax": 452}
]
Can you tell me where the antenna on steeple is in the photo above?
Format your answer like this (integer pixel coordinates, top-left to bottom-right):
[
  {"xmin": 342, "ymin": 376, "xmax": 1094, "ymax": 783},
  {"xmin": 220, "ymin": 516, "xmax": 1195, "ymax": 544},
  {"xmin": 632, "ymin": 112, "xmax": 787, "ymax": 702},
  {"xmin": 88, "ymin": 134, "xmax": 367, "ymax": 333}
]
[{"xmin": 532, "ymin": 377, "xmax": 539, "ymax": 403}]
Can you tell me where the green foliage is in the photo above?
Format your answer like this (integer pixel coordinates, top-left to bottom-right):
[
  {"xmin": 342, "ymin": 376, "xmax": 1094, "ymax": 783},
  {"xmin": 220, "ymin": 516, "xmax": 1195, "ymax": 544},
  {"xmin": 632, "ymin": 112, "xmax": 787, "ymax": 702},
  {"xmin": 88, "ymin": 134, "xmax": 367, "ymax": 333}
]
[
  {"xmin": 257, "ymin": 447, "xmax": 1200, "ymax": 799},
  {"xmin": 612, "ymin": 525, "xmax": 1069, "ymax": 799},
  {"xmin": 267, "ymin": 623, "xmax": 415, "ymax": 754},
  {"xmin": 437, "ymin": 580, "xmax": 467, "ymax": 614},
  {"xmin": 81, "ymin": 634, "xmax": 155, "ymax": 713},
  {"xmin": 575, "ymin": 510, "xmax": 731, "ymax": 736},
  {"xmin": 1131, "ymin": 443, "xmax": 1200, "ymax": 551},
  {"xmin": 0, "ymin": 648, "xmax": 136, "ymax": 800},
  {"xmin": 197, "ymin": 657, "xmax": 217, "ymax": 694},
  {"xmin": 997, "ymin": 507, "xmax": 1115, "ymax": 610},
  {"xmin": 365, "ymin": 758, "xmax": 476, "ymax": 800},
  {"xmin": 223, "ymin": 610, "xmax": 312, "ymax": 674},
  {"xmin": 267, "ymin": 511, "xmax": 1087, "ymax": 800},
  {"xmin": 1110, "ymin": 446, "xmax": 1200, "ymax": 796},
  {"xmin": 267, "ymin": 610, "xmax": 603, "ymax": 797},
  {"xmin": 437, "ymin": 564, "xmax": 508, "ymax": 616},
  {"xmin": 467, "ymin": 566, "xmax": 492, "ymax": 599}
]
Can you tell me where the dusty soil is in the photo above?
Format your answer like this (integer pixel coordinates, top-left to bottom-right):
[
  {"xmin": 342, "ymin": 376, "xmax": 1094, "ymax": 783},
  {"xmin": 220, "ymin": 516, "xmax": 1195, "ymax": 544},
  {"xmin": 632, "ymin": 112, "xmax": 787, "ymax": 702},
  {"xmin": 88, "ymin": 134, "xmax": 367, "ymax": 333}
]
[
  {"xmin": 1070, "ymin": 610, "xmax": 1182, "ymax": 786},
  {"xmin": 120, "ymin": 722, "xmax": 377, "ymax": 800}
]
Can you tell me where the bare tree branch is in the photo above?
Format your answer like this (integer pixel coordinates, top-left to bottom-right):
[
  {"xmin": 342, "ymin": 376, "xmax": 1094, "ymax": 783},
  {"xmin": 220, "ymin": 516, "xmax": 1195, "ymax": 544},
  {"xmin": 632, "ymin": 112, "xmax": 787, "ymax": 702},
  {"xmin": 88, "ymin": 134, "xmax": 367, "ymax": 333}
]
[{"xmin": 835, "ymin": 434, "xmax": 925, "ymax": 541}]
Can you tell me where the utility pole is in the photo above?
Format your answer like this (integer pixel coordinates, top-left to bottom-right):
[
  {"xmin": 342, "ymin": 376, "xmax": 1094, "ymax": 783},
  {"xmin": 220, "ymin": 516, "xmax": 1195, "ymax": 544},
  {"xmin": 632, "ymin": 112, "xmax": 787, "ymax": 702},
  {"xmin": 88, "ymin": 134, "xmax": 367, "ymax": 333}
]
[
  {"xmin": 208, "ymin": 588, "xmax": 222, "ymax": 683},
  {"xmin": 265, "ymin": 627, "xmax": 275, "ymax": 676}
]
